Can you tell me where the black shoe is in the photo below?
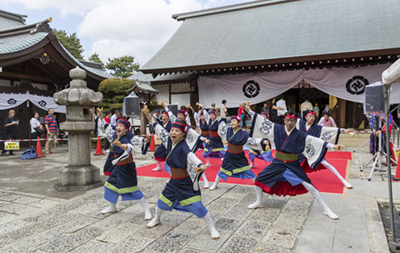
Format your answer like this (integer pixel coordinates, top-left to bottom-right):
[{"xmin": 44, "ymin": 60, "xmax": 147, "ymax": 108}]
[
  {"xmin": 1, "ymin": 153, "xmax": 9, "ymax": 156},
  {"xmin": 9, "ymin": 153, "xmax": 16, "ymax": 156}
]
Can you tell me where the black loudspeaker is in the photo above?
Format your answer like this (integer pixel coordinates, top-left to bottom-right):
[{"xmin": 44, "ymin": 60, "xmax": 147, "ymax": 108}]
[
  {"xmin": 123, "ymin": 92, "xmax": 140, "ymax": 118},
  {"xmin": 167, "ymin": 104, "xmax": 178, "ymax": 116},
  {"xmin": 365, "ymin": 83, "xmax": 385, "ymax": 115}
]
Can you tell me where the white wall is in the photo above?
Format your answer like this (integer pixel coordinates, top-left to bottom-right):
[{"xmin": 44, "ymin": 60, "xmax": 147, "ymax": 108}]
[
  {"xmin": 172, "ymin": 82, "xmax": 190, "ymax": 92},
  {"xmin": 154, "ymin": 84, "xmax": 169, "ymax": 103},
  {"xmin": 171, "ymin": 94, "xmax": 190, "ymax": 107}
]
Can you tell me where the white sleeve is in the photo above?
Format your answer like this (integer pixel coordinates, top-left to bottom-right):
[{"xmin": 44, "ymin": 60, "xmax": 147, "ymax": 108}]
[
  {"xmin": 154, "ymin": 122, "xmax": 170, "ymax": 148},
  {"xmin": 186, "ymin": 152, "xmax": 204, "ymax": 191},
  {"xmin": 193, "ymin": 111, "xmax": 200, "ymax": 125},
  {"xmin": 246, "ymin": 137, "xmax": 266, "ymax": 151},
  {"xmin": 130, "ymin": 136, "xmax": 147, "ymax": 153},
  {"xmin": 302, "ymin": 135, "xmax": 328, "ymax": 169},
  {"xmin": 203, "ymin": 108, "xmax": 211, "ymax": 123},
  {"xmin": 250, "ymin": 112, "xmax": 275, "ymax": 142},
  {"xmin": 319, "ymin": 127, "xmax": 341, "ymax": 144},
  {"xmin": 248, "ymin": 109, "xmax": 255, "ymax": 118},
  {"xmin": 217, "ymin": 120, "xmax": 228, "ymax": 140},
  {"xmin": 97, "ymin": 117, "xmax": 114, "ymax": 140},
  {"xmin": 167, "ymin": 110, "xmax": 177, "ymax": 123},
  {"xmin": 186, "ymin": 116, "xmax": 191, "ymax": 126}
]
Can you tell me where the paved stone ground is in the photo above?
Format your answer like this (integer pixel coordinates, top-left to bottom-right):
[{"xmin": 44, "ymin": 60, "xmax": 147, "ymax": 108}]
[{"xmin": 0, "ymin": 133, "xmax": 398, "ymax": 252}]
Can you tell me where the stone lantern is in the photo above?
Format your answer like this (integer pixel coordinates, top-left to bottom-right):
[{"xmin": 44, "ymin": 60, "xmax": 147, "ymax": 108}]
[{"xmin": 53, "ymin": 66, "xmax": 104, "ymax": 191}]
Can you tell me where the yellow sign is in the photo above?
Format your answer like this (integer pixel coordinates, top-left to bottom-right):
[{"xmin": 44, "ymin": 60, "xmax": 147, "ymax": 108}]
[{"xmin": 5, "ymin": 142, "xmax": 19, "ymax": 150}]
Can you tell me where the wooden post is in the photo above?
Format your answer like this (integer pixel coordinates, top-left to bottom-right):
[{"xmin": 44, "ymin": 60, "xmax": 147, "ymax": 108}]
[
  {"xmin": 338, "ymin": 98, "xmax": 346, "ymax": 128},
  {"xmin": 140, "ymin": 104, "xmax": 147, "ymax": 135}
]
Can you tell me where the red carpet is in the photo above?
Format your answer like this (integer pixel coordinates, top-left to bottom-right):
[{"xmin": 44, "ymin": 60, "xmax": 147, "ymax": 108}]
[{"xmin": 137, "ymin": 150, "xmax": 351, "ymax": 194}]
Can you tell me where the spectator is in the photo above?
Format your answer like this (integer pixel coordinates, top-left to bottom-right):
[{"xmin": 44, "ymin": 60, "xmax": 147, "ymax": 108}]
[
  {"xmin": 238, "ymin": 105, "xmax": 245, "ymax": 128},
  {"xmin": 262, "ymin": 103, "xmax": 268, "ymax": 112},
  {"xmin": 45, "ymin": 108, "xmax": 57, "ymax": 155},
  {"xmin": 30, "ymin": 111, "xmax": 44, "ymax": 140},
  {"xmin": 1, "ymin": 109, "xmax": 18, "ymax": 156},
  {"xmin": 262, "ymin": 103, "xmax": 270, "ymax": 119},
  {"xmin": 211, "ymin": 103, "xmax": 216, "ymax": 110},
  {"xmin": 300, "ymin": 99, "xmax": 313, "ymax": 120},
  {"xmin": 220, "ymin": 100, "xmax": 228, "ymax": 123},
  {"xmin": 110, "ymin": 109, "xmax": 120, "ymax": 127},
  {"xmin": 103, "ymin": 111, "xmax": 112, "ymax": 151},
  {"xmin": 318, "ymin": 112, "xmax": 337, "ymax": 127},
  {"xmin": 272, "ymin": 95, "xmax": 287, "ymax": 125}
]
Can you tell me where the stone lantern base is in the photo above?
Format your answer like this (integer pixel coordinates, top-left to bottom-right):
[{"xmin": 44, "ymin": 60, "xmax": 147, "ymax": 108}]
[{"xmin": 54, "ymin": 164, "xmax": 104, "ymax": 191}]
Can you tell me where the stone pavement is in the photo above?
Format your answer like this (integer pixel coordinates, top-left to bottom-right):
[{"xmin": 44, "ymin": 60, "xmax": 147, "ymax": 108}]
[{"xmin": 0, "ymin": 134, "xmax": 398, "ymax": 252}]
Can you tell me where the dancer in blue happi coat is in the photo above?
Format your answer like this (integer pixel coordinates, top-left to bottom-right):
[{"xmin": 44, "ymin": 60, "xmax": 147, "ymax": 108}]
[
  {"xmin": 248, "ymin": 112, "xmax": 274, "ymax": 169},
  {"xmin": 209, "ymin": 115, "xmax": 269, "ymax": 190},
  {"xmin": 243, "ymin": 103, "xmax": 344, "ymax": 219},
  {"xmin": 189, "ymin": 104, "xmax": 209, "ymax": 150},
  {"xmin": 97, "ymin": 110, "xmax": 152, "ymax": 220},
  {"xmin": 93, "ymin": 108, "xmax": 116, "ymax": 176},
  {"xmin": 153, "ymin": 111, "xmax": 172, "ymax": 172},
  {"xmin": 145, "ymin": 112, "xmax": 220, "ymax": 239},
  {"xmin": 196, "ymin": 103, "xmax": 226, "ymax": 166},
  {"xmin": 297, "ymin": 110, "xmax": 355, "ymax": 189},
  {"xmin": 160, "ymin": 102, "xmax": 210, "ymax": 188}
]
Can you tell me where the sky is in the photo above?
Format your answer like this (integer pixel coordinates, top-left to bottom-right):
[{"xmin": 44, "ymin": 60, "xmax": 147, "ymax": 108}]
[{"xmin": 0, "ymin": 0, "xmax": 253, "ymax": 67}]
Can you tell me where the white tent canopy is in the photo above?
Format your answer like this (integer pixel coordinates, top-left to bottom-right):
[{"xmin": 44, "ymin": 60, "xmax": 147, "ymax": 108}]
[{"xmin": 0, "ymin": 92, "xmax": 66, "ymax": 113}]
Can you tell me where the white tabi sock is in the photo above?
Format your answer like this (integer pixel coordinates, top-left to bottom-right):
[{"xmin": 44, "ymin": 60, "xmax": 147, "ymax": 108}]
[
  {"xmin": 101, "ymin": 202, "xmax": 117, "ymax": 214},
  {"xmin": 202, "ymin": 211, "xmax": 220, "ymax": 239},
  {"xmin": 202, "ymin": 173, "xmax": 210, "ymax": 188},
  {"xmin": 209, "ymin": 175, "xmax": 221, "ymax": 190},
  {"xmin": 206, "ymin": 157, "xmax": 212, "ymax": 167},
  {"xmin": 147, "ymin": 206, "xmax": 163, "ymax": 228},
  {"xmin": 248, "ymin": 185, "xmax": 263, "ymax": 209},
  {"xmin": 321, "ymin": 160, "xmax": 352, "ymax": 189},
  {"xmin": 250, "ymin": 161, "xmax": 255, "ymax": 168},
  {"xmin": 301, "ymin": 181, "xmax": 338, "ymax": 220},
  {"xmin": 153, "ymin": 160, "xmax": 163, "ymax": 171},
  {"xmin": 139, "ymin": 197, "xmax": 152, "ymax": 220}
]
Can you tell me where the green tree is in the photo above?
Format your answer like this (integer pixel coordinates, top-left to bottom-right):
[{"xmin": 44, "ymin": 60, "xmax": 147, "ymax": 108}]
[
  {"xmin": 53, "ymin": 29, "xmax": 84, "ymax": 60},
  {"xmin": 105, "ymin": 55, "xmax": 139, "ymax": 78},
  {"xmin": 98, "ymin": 78, "xmax": 136, "ymax": 112},
  {"xmin": 89, "ymin": 52, "xmax": 103, "ymax": 64}
]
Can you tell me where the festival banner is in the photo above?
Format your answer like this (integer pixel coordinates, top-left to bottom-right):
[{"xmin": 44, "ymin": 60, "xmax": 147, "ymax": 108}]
[{"xmin": 198, "ymin": 63, "xmax": 400, "ymax": 107}]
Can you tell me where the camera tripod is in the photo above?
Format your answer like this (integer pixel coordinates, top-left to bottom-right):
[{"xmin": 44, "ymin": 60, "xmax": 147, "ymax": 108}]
[{"xmin": 359, "ymin": 117, "xmax": 396, "ymax": 181}]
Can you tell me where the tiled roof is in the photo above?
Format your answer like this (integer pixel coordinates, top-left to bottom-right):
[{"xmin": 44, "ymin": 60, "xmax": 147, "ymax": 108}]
[{"xmin": 141, "ymin": 0, "xmax": 400, "ymax": 73}]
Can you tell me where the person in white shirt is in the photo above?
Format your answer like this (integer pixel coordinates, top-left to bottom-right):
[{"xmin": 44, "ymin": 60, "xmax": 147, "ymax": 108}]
[
  {"xmin": 220, "ymin": 100, "xmax": 228, "ymax": 123},
  {"xmin": 110, "ymin": 110, "xmax": 120, "ymax": 127},
  {"xmin": 30, "ymin": 111, "xmax": 44, "ymax": 139},
  {"xmin": 318, "ymin": 112, "xmax": 337, "ymax": 127}
]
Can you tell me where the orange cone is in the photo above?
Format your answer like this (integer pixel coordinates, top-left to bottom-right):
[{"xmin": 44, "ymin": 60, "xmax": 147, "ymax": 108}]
[
  {"xmin": 149, "ymin": 134, "xmax": 156, "ymax": 152},
  {"xmin": 394, "ymin": 150, "xmax": 400, "ymax": 181},
  {"xmin": 94, "ymin": 136, "xmax": 105, "ymax": 156},
  {"xmin": 36, "ymin": 137, "xmax": 45, "ymax": 158}
]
